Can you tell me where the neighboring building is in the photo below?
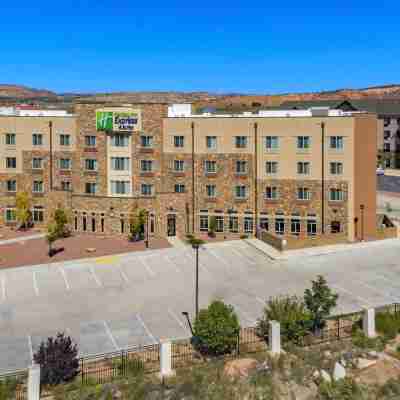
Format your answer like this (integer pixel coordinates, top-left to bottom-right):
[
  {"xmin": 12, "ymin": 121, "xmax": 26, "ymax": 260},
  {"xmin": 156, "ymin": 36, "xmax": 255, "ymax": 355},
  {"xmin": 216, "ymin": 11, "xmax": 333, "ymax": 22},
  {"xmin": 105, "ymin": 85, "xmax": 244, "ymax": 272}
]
[
  {"xmin": 280, "ymin": 99, "xmax": 400, "ymax": 169},
  {"xmin": 0, "ymin": 104, "xmax": 378, "ymax": 242}
]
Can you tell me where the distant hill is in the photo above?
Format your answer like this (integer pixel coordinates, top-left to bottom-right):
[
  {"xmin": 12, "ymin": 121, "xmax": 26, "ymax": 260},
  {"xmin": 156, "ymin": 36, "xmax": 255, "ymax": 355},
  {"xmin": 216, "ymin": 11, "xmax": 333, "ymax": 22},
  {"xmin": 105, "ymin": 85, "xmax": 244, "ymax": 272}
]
[{"xmin": 1, "ymin": 84, "xmax": 400, "ymax": 111}]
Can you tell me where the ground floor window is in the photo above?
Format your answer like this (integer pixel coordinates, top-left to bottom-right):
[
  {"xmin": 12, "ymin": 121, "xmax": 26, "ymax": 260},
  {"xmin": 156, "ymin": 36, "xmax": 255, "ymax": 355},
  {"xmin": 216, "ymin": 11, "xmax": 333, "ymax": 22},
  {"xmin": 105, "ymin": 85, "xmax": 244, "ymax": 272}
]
[
  {"xmin": 259, "ymin": 217, "xmax": 268, "ymax": 231},
  {"xmin": 291, "ymin": 217, "xmax": 301, "ymax": 235},
  {"xmin": 33, "ymin": 206, "xmax": 44, "ymax": 223},
  {"xmin": 215, "ymin": 216, "xmax": 224, "ymax": 232},
  {"xmin": 121, "ymin": 219, "xmax": 125, "ymax": 233},
  {"xmin": 229, "ymin": 216, "xmax": 238, "ymax": 233},
  {"xmin": 275, "ymin": 218, "xmax": 285, "ymax": 235},
  {"xmin": 91, "ymin": 216, "xmax": 96, "ymax": 232},
  {"xmin": 74, "ymin": 216, "xmax": 78, "ymax": 231},
  {"xmin": 331, "ymin": 221, "xmax": 341, "ymax": 234},
  {"xmin": 101, "ymin": 215, "xmax": 105, "ymax": 233},
  {"xmin": 82, "ymin": 216, "xmax": 87, "ymax": 231},
  {"xmin": 244, "ymin": 217, "xmax": 253, "ymax": 233},
  {"xmin": 150, "ymin": 214, "xmax": 155, "ymax": 234},
  {"xmin": 200, "ymin": 215, "xmax": 208, "ymax": 232},
  {"xmin": 307, "ymin": 219, "xmax": 317, "ymax": 236},
  {"xmin": 5, "ymin": 208, "xmax": 16, "ymax": 222}
]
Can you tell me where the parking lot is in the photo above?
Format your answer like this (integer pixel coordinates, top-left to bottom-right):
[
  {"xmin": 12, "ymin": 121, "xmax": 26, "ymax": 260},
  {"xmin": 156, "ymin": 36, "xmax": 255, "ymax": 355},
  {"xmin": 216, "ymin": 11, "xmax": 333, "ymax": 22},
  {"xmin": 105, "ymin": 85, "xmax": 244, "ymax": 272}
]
[{"xmin": 1, "ymin": 238, "xmax": 400, "ymax": 372}]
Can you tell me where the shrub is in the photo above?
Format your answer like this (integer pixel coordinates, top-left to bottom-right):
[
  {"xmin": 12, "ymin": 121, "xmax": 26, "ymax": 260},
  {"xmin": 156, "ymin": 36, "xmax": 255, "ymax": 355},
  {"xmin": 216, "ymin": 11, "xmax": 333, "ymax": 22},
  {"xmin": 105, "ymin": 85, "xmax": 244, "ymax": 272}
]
[
  {"xmin": 304, "ymin": 275, "xmax": 338, "ymax": 331},
  {"xmin": 257, "ymin": 295, "xmax": 311, "ymax": 344},
  {"xmin": 16, "ymin": 191, "xmax": 32, "ymax": 230},
  {"xmin": 379, "ymin": 377, "xmax": 400, "ymax": 398},
  {"xmin": 376, "ymin": 311, "xmax": 400, "ymax": 340},
  {"xmin": 208, "ymin": 217, "xmax": 217, "ymax": 237},
  {"xmin": 318, "ymin": 378, "xmax": 367, "ymax": 400},
  {"xmin": 0, "ymin": 378, "xmax": 18, "ymax": 400},
  {"xmin": 193, "ymin": 300, "xmax": 240, "ymax": 356},
  {"xmin": 351, "ymin": 328, "xmax": 385, "ymax": 351},
  {"xmin": 54, "ymin": 208, "xmax": 71, "ymax": 238},
  {"xmin": 33, "ymin": 332, "xmax": 79, "ymax": 385}
]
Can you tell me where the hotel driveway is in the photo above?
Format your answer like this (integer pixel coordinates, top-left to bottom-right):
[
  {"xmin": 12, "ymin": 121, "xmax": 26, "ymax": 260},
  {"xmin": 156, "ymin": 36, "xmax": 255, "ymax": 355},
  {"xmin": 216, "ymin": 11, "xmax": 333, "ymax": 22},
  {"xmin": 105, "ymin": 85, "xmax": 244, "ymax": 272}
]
[{"xmin": 1, "ymin": 238, "xmax": 400, "ymax": 372}]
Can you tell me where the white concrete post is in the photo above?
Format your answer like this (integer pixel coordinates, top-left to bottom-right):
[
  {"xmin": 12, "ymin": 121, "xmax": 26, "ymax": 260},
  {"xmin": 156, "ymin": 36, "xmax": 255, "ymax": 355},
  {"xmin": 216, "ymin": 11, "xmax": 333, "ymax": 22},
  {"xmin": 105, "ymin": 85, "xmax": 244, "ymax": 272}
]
[
  {"xmin": 159, "ymin": 340, "xmax": 175, "ymax": 378},
  {"xmin": 269, "ymin": 320, "xmax": 281, "ymax": 355},
  {"xmin": 28, "ymin": 363, "xmax": 40, "ymax": 400},
  {"xmin": 363, "ymin": 308, "xmax": 376, "ymax": 338}
]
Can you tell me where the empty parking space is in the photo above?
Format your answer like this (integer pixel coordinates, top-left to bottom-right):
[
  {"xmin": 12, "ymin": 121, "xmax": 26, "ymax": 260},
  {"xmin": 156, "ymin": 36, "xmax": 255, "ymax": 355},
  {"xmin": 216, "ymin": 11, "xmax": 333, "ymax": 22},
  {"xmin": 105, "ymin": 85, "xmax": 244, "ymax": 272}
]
[
  {"xmin": 35, "ymin": 268, "xmax": 68, "ymax": 296},
  {"xmin": 62, "ymin": 265, "xmax": 99, "ymax": 291},
  {"xmin": 91, "ymin": 264, "xmax": 126, "ymax": 288},
  {"xmin": 0, "ymin": 336, "xmax": 31, "ymax": 372},
  {"xmin": 3, "ymin": 270, "xmax": 37, "ymax": 302}
]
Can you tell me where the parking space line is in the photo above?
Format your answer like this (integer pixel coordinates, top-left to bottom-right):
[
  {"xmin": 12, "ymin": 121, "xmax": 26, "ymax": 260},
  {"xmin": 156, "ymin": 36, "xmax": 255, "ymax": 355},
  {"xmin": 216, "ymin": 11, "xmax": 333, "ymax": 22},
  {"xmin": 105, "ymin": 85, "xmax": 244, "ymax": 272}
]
[
  {"xmin": 331, "ymin": 284, "xmax": 372, "ymax": 307},
  {"xmin": 103, "ymin": 321, "xmax": 119, "ymax": 351},
  {"xmin": 206, "ymin": 248, "xmax": 230, "ymax": 266},
  {"xmin": 139, "ymin": 256, "xmax": 156, "ymax": 278},
  {"xmin": 32, "ymin": 272, "xmax": 39, "ymax": 296},
  {"xmin": 89, "ymin": 266, "xmax": 102, "ymax": 287},
  {"xmin": 231, "ymin": 247, "xmax": 257, "ymax": 265},
  {"xmin": 1, "ymin": 276, "xmax": 5, "ymax": 302},
  {"xmin": 358, "ymin": 280, "xmax": 396, "ymax": 302},
  {"xmin": 59, "ymin": 266, "xmax": 70, "ymax": 291},
  {"xmin": 119, "ymin": 269, "xmax": 130, "ymax": 284},
  {"xmin": 136, "ymin": 314, "xmax": 157, "ymax": 344},
  {"xmin": 27, "ymin": 335, "xmax": 33, "ymax": 362},
  {"xmin": 256, "ymin": 297, "xmax": 265, "ymax": 306},
  {"xmin": 168, "ymin": 308, "xmax": 191, "ymax": 334},
  {"xmin": 164, "ymin": 255, "xmax": 181, "ymax": 273}
]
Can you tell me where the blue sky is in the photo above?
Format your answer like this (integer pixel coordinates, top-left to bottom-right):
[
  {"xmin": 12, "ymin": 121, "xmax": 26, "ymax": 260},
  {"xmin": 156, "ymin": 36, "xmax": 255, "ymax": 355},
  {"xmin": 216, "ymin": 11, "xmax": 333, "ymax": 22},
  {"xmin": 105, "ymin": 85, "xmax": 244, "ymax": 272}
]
[{"xmin": 1, "ymin": 1, "xmax": 399, "ymax": 94}]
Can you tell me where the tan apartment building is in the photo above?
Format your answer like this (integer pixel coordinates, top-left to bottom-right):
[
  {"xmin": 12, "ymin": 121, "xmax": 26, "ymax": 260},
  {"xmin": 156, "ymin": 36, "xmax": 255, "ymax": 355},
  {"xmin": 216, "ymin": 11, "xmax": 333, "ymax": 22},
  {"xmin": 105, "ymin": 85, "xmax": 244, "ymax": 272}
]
[{"xmin": 0, "ymin": 103, "xmax": 377, "ymax": 243}]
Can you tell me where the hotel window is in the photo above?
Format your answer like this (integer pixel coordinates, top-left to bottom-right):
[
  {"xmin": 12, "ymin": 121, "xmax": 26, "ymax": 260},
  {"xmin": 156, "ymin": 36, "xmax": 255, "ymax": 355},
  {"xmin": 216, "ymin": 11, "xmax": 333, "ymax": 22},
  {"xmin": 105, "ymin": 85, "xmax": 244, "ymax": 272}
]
[
  {"xmin": 174, "ymin": 184, "xmax": 185, "ymax": 193},
  {"xmin": 5, "ymin": 133, "xmax": 16, "ymax": 145},
  {"xmin": 260, "ymin": 217, "xmax": 269, "ymax": 231},
  {"xmin": 297, "ymin": 136, "xmax": 310, "ymax": 149},
  {"xmin": 244, "ymin": 217, "xmax": 253, "ymax": 233},
  {"xmin": 32, "ymin": 158, "xmax": 43, "ymax": 169},
  {"xmin": 265, "ymin": 186, "xmax": 278, "ymax": 200},
  {"xmin": 85, "ymin": 182, "xmax": 97, "ymax": 194},
  {"xmin": 206, "ymin": 136, "xmax": 217, "ymax": 149},
  {"xmin": 6, "ymin": 180, "xmax": 16, "ymax": 192},
  {"xmin": 111, "ymin": 180, "xmax": 130, "ymax": 195},
  {"xmin": 297, "ymin": 187, "xmax": 311, "ymax": 200},
  {"xmin": 330, "ymin": 188, "xmax": 344, "ymax": 201},
  {"xmin": 59, "ymin": 158, "xmax": 71, "ymax": 170},
  {"xmin": 174, "ymin": 135, "xmax": 184, "ymax": 148},
  {"xmin": 61, "ymin": 181, "xmax": 71, "ymax": 191},
  {"xmin": 32, "ymin": 133, "xmax": 43, "ymax": 146},
  {"xmin": 204, "ymin": 160, "xmax": 217, "ymax": 173},
  {"xmin": 85, "ymin": 159, "xmax": 97, "ymax": 171},
  {"xmin": 229, "ymin": 216, "xmax": 239, "ymax": 233},
  {"xmin": 33, "ymin": 180, "xmax": 43, "ymax": 193},
  {"xmin": 111, "ymin": 157, "xmax": 130, "ymax": 171},
  {"xmin": 330, "ymin": 162, "xmax": 343, "ymax": 175},
  {"xmin": 265, "ymin": 161, "xmax": 278, "ymax": 175},
  {"xmin": 110, "ymin": 134, "xmax": 129, "ymax": 147},
  {"xmin": 174, "ymin": 160, "xmax": 185, "ymax": 172},
  {"xmin": 200, "ymin": 215, "xmax": 209, "ymax": 232},
  {"xmin": 33, "ymin": 206, "xmax": 44, "ymax": 222},
  {"xmin": 140, "ymin": 135, "xmax": 153, "ymax": 148},
  {"xmin": 265, "ymin": 136, "xmax": 279, "ymax": 150},
  {"xmin": 59, "ymin": 134, "xmax": 71, "ymax": 146},
  {"xmin": 291, "ymin": 214, "xmax": 301, "ymax": 236},
  {"xmin": 297, "ymin": 162, "xmax": 310, "ymax": 175},
  {"xmin": 235, "ymin": 160, "xmax": 247, "ymax": 174},
  {"xmin": 6, "ymin": 157, "xmax": 16, "ymax": 169},
  {"xmin": 5, "ymin": 208, "xmax": 16, "ymax": 222},
  {"xmin": 235, "ymin": 136, "xmax": 248, "ymax": 149},
  {"xmin": 140, "ymin": 159, "xmax": 153, "ymax": 172},
  {"xmin": 330, "ymin": 136, "xmax": 343, "ymax": 150},
  {"xmin": 384, "ymin": 118, "xmax": 391, "ymax": 127},
  {"xmin": 384, "ymin": 143, "xmax": 391, "ymax": 152},
  {"xmin": 85, "ymin": 135, "xmax": 96, "ymax": 147},
  {"xmin": 235, "ymin": 185, "xmax": 247, "ymax": 199},
  {"xmin": 206, "ymin": 184, "xmax": 216, "ymax": 198},
  {"xmin": 384, "ymin": 130, "xmax": 391, "ymax": 140},
  {"xmin": 385, "ymin": 158, "xmax": 391, "ymax": 168},
  {"xmin": 215, "ymin": 216, "xmax": 224, "ymax": 232},
  {"xmin": 307, "ymin": 216, "xmax": 317, "ymax": 236},
  {"xmin": 141, "ymin": 184, "xmax": 153, "ymax": 196},
  {"xmin": 275, "ymin": 215, "xmax": 285, "ymax": 235}
]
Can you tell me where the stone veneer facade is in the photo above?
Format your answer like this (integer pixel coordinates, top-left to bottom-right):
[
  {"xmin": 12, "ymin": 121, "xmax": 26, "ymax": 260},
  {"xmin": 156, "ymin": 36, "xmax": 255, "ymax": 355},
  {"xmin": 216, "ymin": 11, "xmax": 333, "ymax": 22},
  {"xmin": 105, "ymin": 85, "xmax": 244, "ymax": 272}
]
[{"xmin": 0, "ymin": 103, "xmax": 377, "ymax": 242}]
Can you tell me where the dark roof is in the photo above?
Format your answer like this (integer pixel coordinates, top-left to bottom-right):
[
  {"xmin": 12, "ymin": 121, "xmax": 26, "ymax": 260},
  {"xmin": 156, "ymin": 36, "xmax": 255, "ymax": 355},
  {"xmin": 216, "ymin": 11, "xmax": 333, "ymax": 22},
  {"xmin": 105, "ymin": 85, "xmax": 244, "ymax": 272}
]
[{"xmin": 280, "ymin": 99, "xmax": 400, "ymax": 116}]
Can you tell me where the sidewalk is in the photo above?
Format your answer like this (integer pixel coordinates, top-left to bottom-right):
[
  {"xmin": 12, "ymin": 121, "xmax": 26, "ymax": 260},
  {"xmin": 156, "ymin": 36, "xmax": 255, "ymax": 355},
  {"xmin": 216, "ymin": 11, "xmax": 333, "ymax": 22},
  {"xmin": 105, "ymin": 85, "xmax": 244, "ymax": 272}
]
[{"xmin": 0, "ymin": 233, "xmax": 45, "ymax": 246}]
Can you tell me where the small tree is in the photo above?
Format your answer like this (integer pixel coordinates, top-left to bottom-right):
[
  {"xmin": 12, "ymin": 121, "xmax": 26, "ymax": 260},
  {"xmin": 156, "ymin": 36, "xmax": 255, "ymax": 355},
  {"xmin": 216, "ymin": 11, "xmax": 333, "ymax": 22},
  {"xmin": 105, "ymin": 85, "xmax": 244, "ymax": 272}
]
[
  {"xmin": 54, "ymin": 207, "xmax": 70, "ymax": 238},
  {"xmin": 257, "ymin": 295, "xmax": 311, "ymax": 343},
  {"xmin": 304, "ymin": 275, "xmax": 338, "ymax": 331},
  {"xmin": 208, "ymin": 216, "xmax": 217, "ymax": 238},
  {"xmin": 128, "ymin": 207, "xmax": 146, "ymax": 241},
  {"xmin": 193, "ymin": 300, "xmax": 240, "ymax": 356},
  {"xmin": 46, "ymin": 223, "xmax": 58, "ymax": 256},
  {"xmin": 33, "ymin": 332, "xmax": 79, "ymax": 385},
  {"xmin": 15, "ymin": 192, "xmax": 31, "ymax": 230}
]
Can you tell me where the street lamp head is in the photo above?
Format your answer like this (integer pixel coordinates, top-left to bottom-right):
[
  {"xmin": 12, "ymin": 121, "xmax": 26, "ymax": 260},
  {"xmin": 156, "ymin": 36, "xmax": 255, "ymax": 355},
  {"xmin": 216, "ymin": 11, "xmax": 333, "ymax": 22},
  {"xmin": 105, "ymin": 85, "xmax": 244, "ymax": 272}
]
[
  {"xmin": 182, "ymin": 311, "xmax": 189, "ymax": 317},
  {"xmin": 360, "ymin": 204, "xmax": 365, "ymax": 211}
]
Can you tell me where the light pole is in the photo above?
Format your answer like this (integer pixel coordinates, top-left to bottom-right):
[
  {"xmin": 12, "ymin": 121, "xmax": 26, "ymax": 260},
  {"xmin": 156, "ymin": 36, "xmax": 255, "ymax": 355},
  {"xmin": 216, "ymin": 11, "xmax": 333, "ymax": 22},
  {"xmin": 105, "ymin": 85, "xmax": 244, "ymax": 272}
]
[
  {"xmin": 145, "ymin": 211, "xmax": 149, "ymax": 248},
  {"xmin": 360, "ymin": 204, "xmax": 365, "ymax": 241},
  {"xmin": 193, "ymin": 242, "xmax": 200, "ymax": 320}
]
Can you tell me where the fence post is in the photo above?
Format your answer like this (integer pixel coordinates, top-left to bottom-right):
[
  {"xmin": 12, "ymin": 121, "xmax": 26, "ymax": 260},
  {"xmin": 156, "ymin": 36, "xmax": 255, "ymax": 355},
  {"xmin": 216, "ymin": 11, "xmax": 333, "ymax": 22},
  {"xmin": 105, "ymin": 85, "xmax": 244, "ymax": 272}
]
[
  {"xmin": 269, "ymin": 320, "xmax": 281, "ymax": 355},
  {"xmin": 363, "ymin": 308, "xmax": 376, "ymax": 338},
  {"xmin": 159, "ymin": 339, "xmax": 175, "ymax": 379},
  {"xmin": 28, "ymin": 363, "xmax": 40, "ymax": 400}
]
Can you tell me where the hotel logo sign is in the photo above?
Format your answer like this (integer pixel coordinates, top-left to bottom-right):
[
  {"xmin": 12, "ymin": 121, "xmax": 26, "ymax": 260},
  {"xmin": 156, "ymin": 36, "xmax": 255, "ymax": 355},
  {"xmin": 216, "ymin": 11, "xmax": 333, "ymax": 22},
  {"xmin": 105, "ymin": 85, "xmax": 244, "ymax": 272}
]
[{"xmin": 96, "ymin": 110, "xmax": 140, "ymax": 132}]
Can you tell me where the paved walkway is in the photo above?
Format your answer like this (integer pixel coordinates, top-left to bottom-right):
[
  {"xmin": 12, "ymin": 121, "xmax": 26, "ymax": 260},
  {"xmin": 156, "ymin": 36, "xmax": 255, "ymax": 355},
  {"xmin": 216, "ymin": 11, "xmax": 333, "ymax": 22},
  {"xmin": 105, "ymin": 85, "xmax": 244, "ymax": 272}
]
[
  {"xmin": 0, "ymin": 234, "xmax": 45, "ymax": 246},
  {"xmin": 1, "ymin": 238, "xmax": 400, "ymax": 372}
]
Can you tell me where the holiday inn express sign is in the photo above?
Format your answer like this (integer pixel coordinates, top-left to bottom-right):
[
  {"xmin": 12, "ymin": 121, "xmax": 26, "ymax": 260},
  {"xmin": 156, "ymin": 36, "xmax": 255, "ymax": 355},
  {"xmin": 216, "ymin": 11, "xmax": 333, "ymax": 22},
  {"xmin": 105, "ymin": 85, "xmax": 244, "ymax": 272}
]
[{"xmin": 96, "ymin": 109, "xmax": 141, "ymax": 132}]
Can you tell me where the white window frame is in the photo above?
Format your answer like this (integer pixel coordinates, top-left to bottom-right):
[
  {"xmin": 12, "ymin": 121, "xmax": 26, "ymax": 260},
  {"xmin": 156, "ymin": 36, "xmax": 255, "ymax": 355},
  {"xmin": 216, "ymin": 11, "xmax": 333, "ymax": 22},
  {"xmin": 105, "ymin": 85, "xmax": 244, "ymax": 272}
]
[
  {"xmin": 229, "ymin": 216, "xmax": 239, "ymax": 233},
  {"xmin": 297, "ymin": 136, "xmax": 310, "ymax": 149},
  {"xmin": 85, "ymin": 182, "xmax": 97, "ymax": 194},
  {"xmin": 33, "ymin": 180, "xmax": 44, "ymax": 193},
  {"xmin": 330, "ymin": 136, "xmax": 344, "ymax": 150},
  {"xmin": 140, "ymin": 159, "xmax": 153, "ymax": 172},
  {"xmin": 297, "ymin": 187, "xmax": 311, "ymax": 200},
  {"xmin": 329, "ymin": 188, "xmax": 344, "ymax": 201},
  {"xmin": 174, "ymin": 184, "xmax": 185, "ymax": 193},
  {"xmin": 330, "ymin": 162, "xmax": 343, "ymax": 175},
  {"xmin": 199, "ymin": 215, "xmax": 209, "ymax": 232},
  {"xmin": 265, "ymin": 136, "xmax": 279, "ymax": 151},
  {"xmin": 59, "ymin": 134, "xmax": 71, "ymax": 146},
  {"xmin": 173, "ymin": 135, "xmax": 184, "ymax": 148},
  {"xmin": 244, "ymin": 217, "xmax": 253, "ymax": 233},
  {"xmin": 111, "ymin": 180, "xmax": 130, "ymax": 195},
  {"xmin": 85, "ymin": 159, "xmax": 97, "ymax": 171},
  {"xmin": 235, "ymin": 136, "xmax": 248, "ymax": 149},
  {"xmin": 206, "ymin": 184, "xmax": 216, "ymax": 198},
  {"xmin": 265, "ymin": 186, "xmax": 278, "ymax": 200},
  {"xmin": 204, "ymin": 160, "xmax": 217, "ymax": 174},
  {"xmin": 6, "ymin": 180, "xmax": 17, "ymax": 192},
  {"xmin": 85, "ymin": 136, "xmax": 97, "ymax": 147},
  {"xmin": 59, "ymin": 158, "xmax": 71, "ymax": 170},
  {"xmin": 265, "ymin": 161, "xmax": 278, "ymax": 175},
  {"xmin": 32, "ymin": 158, "xmax": 43, "ymax": 170},
  {"xmin": 235, "ymin": 160, "xmax": 247, "ymax": 174},
  {"xmin": 173, "ymin": 160, "xmax": 185, "ymax": 172},
  {"xmin": 141, "ymin": 184, "xmax": 154, "ymax": 196},
  {"xmin": 5, "ymin": 133, "xmax": 16, "ymax": 145},
  {"xmin": 297, "ymin": 162, "xmax": 310, "ymax": 175},
  {"xmin": 206, "ymin": 136, "xmax": 217, "ymax": 150},
  {"xmin": 6, "ymin": 157, "xmax": 16, "ymax": 169},
  {"xmin": 140, "ymin": 135, "xmax": 153, "ymax": 148},
  {"xmin": 291, "ymin": 216, "xmax": 301, "ymax": 235},
  {"xmin": 5, "ymin": 208, "xmax": 16, "ymax": 222},
  {"xmin": 235, "ymin": 185, "xmax": 247, "ymax": 199}
]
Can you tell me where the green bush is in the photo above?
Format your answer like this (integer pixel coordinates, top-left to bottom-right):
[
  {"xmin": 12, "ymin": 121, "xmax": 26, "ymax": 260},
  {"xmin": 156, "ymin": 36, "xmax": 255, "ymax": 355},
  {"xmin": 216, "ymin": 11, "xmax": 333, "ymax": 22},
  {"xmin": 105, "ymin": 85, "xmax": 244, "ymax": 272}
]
[
  {"xmin": 376, "ymin": 312, "xmax": 400, "ymax": 340},
  {"xmin": 379, "ymin": 377, "xmax": 400, "ymax": 398},
  {"xmin": 193, "ymin": 300, "xmax": 240, "ymax": 356},
  {"xmin": 351, "ymin": 329, "xmax": 385, "ymax": 351},
  {"xmin": 318, "ymin": 378, "xmax": 367, "ymax": 400},
  {"xmin": 0, "ymin": 378, "xmax": 18, "ymax": 400},
  {"xmin": 257, "ymin": 295, "xmax": 311, "ymax": 344}
]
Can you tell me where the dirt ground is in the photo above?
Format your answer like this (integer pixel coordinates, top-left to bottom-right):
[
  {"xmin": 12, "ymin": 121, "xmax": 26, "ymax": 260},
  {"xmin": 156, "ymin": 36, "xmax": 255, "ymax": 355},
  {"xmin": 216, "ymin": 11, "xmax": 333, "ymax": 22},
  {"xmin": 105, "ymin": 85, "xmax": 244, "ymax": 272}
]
[{"xmin": 0, "ymin": 234, "xmax": 170, "ymax": 269}]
